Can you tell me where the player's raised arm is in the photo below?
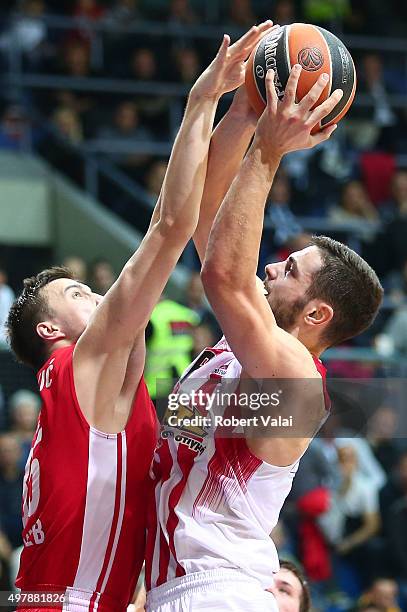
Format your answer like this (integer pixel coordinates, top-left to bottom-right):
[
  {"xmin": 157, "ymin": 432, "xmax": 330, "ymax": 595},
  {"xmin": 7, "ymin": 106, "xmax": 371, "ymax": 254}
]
[
  {"xmin": 194, "ymin": 71, "xmax": 266, "ymax": 262},
  {"xmin": 73, "ymin": 22, "xmax": 273, "ymax": 429},
  {"xmin": 201, "ymin": 66, "xmax": 343, "ymax": 379}
]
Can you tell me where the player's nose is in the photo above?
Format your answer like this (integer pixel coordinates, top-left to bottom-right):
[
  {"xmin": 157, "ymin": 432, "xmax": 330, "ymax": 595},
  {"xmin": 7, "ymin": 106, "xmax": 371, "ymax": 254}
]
[{"xmin": 265, "ymin": 264, "xmax": 278, "ymax": 280}]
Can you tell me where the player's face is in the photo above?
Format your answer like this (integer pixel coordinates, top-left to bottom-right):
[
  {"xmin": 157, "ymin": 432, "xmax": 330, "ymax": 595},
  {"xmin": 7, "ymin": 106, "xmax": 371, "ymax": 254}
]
[
  {"xmin": 43, "ymin": 278, "xmax": 102, "ymax": 342},
  {"xmin": 263, "ymin": 246, "xmax": 323, "ymax": 332},
  {"xmin": 266, "ymin": 568, "xmax": 303, "ymax": 612}
]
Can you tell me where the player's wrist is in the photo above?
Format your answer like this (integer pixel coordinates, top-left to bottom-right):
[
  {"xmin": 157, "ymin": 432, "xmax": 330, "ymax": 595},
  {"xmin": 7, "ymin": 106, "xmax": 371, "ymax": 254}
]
[
  {"xmin": 250, "ymin": 138, "xmax": 283, "ymax": 174},
  {"xmin": 188, "ymin": 84, "xmax": 221, "ymax": 104}
]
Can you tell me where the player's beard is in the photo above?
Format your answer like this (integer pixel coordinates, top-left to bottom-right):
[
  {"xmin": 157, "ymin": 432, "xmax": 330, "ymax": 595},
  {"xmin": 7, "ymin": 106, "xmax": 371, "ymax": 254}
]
[{"xmin": 268, "ymin": 294, "xmax": 308, "ymax": 332}]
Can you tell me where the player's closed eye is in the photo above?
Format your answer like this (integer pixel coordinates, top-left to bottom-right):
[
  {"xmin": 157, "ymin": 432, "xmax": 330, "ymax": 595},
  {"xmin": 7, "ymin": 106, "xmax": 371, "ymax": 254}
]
[
  {"xmin": 278, "ymin": 587, "xmax": 291, "ymax": 595},
  {"xmin": 285, "ymin": 261, "xmax": 293, "ymax": 275}
]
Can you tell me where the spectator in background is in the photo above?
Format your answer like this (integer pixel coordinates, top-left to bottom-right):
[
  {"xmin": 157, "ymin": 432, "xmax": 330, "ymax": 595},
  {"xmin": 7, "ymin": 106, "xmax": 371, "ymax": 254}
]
[
  {"xmin": 97, "ymin": 101, "xmax": 153, "ymax": 178},
  {"xmin": 172, "ymin": 47, "xmax": 201, "ymax": 85},
  {"xmin": 61, "ymin": 255, "xmax": 87, "ymax": 283},
  {"xmin": 319, "ymin": 446, "xmax": 381, "ymax": 590},
  {"xmin": 0, "ymin": 105, "xmax": 29, "ymax": 152},
  {"xmin": 357, "ymin": 578, "xmax": 401, "ymax": 612},
  {"xmin": 47, "ymin": 40, "xmax": 98, "ymax": 136},
  {"xmin": 89, "ymin": 258, "xmax": 116, "ymax": 295},
  {"xmin": 166, "ymin": 0, "xmax": 198, "ymax": 25},
  {"xmin": 62, "ymin": 40, "xmax": 92, "ymax": 78},
  {"xmin": 129, "ymin": 48, "xmax": 169, "ymax": 136},
  {"xmin": 264, "ymin": 171, "xmax": 303, "ymax": 247},
  {"xmin": 51, "ymin": 107, "xmax": 83, "ymax": 144},
  {"xmin": 380, "ymin": 451, "xmax": 407, "ymax": 526},
  {"xmin": 374, "ymin": 169, "xmax": 407, "ymax": 278},
  {"xmin": 273, "ymin": 0, "xmax": 296, "ymax": 25},
  {"xmin": 0, "ymin": 265, "xmax": 14, "ymax": 347},
  {"xmin": 384, "ymin": 258, "xmax": 407, "ymax": 303},
  {"xmin": 73, "ymin": 0, "xmax": 105, "ymax": 21},
  {"xmin": 329, "ymin": 180, "xmax": 379, "ymax": 223},
  {"xmin": 38, "ymin": 112, "xmax": 85, "ymax": 184},
  {"xmin": 287, "ymin": 439, "xmax": 337, "ymax": 583},
  {"xmin": 359, "ymin": 54, "xmax": 397, "ymax": 132},
  {"xmin": 226, "ymin": 0, "xmax": 256, "ymax": 27},
  {"xmin": 8, "ymin": 390, "xmax": 41, "ymax": 468},
  {"xmin": 129, "ymin": 48, "xmax": 158, "ymax": 81},
  {"xmin": 376, "ymin": 304, "xmax": 407, "ymax": 357},
  {"xmin": 367, "ymin": 405, "xmax": 406, "ymax": 473},
  {"xmin": 260, "ymin": 170, "xmax": 309, "ymax": 270},
  {"xmin": 0, "ymin": 434, "xmax": 24, "ymax": 549}
]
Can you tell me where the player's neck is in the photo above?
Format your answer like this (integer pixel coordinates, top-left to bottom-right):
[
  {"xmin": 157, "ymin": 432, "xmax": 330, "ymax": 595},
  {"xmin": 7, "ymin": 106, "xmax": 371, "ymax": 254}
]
[
  {"xmin": 297, "ymin": 333, "xmax": 325, "ymax": 360},
  {"xmin": 45, "ymin": 338, "xmax": 74, "ymax": 360}
]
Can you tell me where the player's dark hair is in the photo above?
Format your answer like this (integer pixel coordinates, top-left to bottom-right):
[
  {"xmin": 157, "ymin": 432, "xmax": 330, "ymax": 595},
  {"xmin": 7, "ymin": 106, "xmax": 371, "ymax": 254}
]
[
  {"xmin": 279, "ymin": 560, "xmax": 311, "ymax": 612},
  {"xmin": 6, "ymin": 267, "xmax": 74, "ymax": 370},
  {"xmin": 307, "ymin": 236, "xmax": 383, "ymax": 346}
]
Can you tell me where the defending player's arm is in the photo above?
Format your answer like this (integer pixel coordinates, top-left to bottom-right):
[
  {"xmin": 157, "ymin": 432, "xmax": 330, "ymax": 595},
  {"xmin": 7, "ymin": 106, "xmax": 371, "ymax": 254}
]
[
  {"xmin": 201, "ymin": 67, "xmax": 342, "ymax": 463},
  {"xmin": 193, "ymin": 76, "xmax": 259, "ymax": 263},
  {"xmin": 73, "ymin": 23, "xmax": 273, "ymax": 431}
]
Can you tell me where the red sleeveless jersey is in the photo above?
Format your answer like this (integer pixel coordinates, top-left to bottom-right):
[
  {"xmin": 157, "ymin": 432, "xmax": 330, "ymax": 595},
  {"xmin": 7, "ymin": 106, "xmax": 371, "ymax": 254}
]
[{"xmin": 16, "ymin": 345, "xmax": 158, "ymax": 611}]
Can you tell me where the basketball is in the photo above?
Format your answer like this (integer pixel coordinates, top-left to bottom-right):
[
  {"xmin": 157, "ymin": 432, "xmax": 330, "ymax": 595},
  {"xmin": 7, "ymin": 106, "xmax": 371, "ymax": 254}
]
[{"xmin": 245, "ymin": 23, "xmax": 356, "ymax": 130}]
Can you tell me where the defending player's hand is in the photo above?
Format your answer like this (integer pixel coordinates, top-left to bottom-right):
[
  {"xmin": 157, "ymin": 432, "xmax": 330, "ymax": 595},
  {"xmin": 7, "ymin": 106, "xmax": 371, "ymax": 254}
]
[
  {"xmin": 254, "ymin": 64, "xmax": 343, "ymax": 158},
  {"xmin": 190, "ymin": 21, "xmax": 275, "ymax": 100},
  {"xmin": 228, "ymin": 84, "xmax": 258, "ymax": 125}
]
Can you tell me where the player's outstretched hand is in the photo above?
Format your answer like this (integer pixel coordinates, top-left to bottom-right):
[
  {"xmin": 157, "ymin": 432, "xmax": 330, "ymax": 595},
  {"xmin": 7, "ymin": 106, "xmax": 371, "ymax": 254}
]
[
  {"xmin": 191, "ymin": 21, "xmax": 275, "ymax": 100},
  {"xmin": 254, "ymin": 64, "xmax": 343, "ymax": 159}
]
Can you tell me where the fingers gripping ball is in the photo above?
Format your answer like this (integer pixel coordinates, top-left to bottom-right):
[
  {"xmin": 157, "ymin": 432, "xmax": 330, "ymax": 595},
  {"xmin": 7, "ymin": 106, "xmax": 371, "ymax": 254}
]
[{"xmin": 245, "ymin": 23, "xmax": 356, "ymax": 130}]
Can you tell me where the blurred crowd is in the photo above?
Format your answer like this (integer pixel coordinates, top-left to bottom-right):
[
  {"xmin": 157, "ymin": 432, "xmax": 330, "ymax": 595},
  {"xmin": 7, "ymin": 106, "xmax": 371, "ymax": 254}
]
[{"xmin": 1, "ymin": 1, "xmax": 407, "ymax": 610}]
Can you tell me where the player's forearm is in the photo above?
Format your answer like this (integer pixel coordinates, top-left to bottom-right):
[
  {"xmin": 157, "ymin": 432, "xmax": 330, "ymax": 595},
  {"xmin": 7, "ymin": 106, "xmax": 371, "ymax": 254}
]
[
  {"xmin": 202, "ymin": 143, "xmax": 281, "ymax": 288},
  {"xmin": 153, "ymin": 92, "xmax": 219, "ymax": 241},
  {"xmin": 193, "ymin": 98, "xmax": 257, "ymax": 262}
]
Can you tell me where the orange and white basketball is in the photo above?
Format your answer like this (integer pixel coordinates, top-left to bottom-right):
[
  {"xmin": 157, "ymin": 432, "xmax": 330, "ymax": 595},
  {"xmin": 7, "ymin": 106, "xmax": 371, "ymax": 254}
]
[{"xmin": 245, "ymin": 23, "xmax": 356, "ymax": 130}]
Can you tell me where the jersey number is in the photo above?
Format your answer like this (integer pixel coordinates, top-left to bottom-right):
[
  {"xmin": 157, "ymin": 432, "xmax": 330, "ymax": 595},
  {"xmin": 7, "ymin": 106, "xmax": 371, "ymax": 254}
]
[{"xmin": 22, "ymin": 426, "xmax": 42, "ymax": 528}]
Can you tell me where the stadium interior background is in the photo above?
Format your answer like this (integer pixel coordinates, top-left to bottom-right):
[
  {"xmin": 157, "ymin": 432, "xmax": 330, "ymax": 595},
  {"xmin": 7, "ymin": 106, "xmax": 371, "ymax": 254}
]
[{"xmin": 0, "ymin": 0, "xmax": 407, "ymax": 610}]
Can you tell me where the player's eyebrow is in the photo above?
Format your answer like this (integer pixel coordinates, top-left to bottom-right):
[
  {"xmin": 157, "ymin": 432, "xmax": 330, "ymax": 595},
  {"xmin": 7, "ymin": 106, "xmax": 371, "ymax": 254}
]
[{"xmin": 63, "ymin": 283, "xmax": 92, "ymax": 295}]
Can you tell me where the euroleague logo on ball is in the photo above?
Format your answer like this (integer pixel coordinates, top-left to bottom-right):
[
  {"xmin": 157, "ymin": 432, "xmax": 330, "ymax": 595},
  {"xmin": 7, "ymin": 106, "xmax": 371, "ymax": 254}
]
[{"xmin": 298, "ymin": 47, "xmax": 324, "ymax": 71}]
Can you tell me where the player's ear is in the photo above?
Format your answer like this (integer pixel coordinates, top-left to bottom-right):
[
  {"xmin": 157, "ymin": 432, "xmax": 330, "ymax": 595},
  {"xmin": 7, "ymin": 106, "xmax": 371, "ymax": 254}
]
[
  {"xmin": 36, "ymin": 321, "xmax": 65, "ymax": 342},
  {"xmin": 304, "ymin": 301, "xmax": 333, "ymax": 327}
]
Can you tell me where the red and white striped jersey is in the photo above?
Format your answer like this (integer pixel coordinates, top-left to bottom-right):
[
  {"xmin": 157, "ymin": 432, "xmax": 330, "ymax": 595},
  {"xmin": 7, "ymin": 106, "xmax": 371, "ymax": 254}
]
[
  {"xmin": 146, "ymin": 337, "xmax": 328, "ymax": 590},
  {"xmin": 16, "ymin": 345, "xmax": 158, "ymax": 611}
]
